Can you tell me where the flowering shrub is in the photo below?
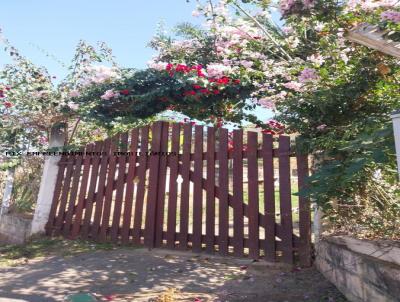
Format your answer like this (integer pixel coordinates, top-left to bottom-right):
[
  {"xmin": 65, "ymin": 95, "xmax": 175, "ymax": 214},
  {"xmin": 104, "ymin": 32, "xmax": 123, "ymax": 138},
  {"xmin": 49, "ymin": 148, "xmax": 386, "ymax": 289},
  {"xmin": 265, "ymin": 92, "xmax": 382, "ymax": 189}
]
[
  {"xmin": 72, "ymin": 62, "xmax": 254, "ymax": 128},
  {"xmin": 0, "ymin": 36, "xmax": 118, "ymax": 169},
  {"xmin": 126, "ymin": 0, "xmax": 400, "ymax": 239}
]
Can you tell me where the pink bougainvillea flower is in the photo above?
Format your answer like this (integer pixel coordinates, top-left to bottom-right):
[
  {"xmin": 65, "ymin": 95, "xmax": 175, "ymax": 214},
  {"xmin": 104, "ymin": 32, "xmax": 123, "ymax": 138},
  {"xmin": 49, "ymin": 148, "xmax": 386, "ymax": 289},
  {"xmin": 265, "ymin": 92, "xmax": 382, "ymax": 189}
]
[
  {"xmin": 258, "ymin": 97, "xmax": 276, "ymax": 109},
  {"xmin": 240, "ymin": 60, "xmax": 254, "ymax": 68},
  {"xmin": 279, "ymin": 0, "xmax": 295, "ymax": 13},
  {"xmin": 317, "ymin": 124, "xmax": 327, "ymax": 131},
  {"xmin": 67, "ymin": 102, "xmax": 79, "ymax": 111},
  {"xmin": 283, "ymin": 81, "xmax": 303, "ymax": 92},
  {"xmin": 68, "ymin": 90, "xmax": 81, "ymax": 98},
  {"xmin": 5, "ymin": 86, "xmax": 11, "ymax": 91},
  {"xmin": 381, "ymin": 10, "xmax": 400, "ymax": 23},
  {"xmin": 192, "ymin": 85, "xmax": 202, "ymax": 89},
  {"xmin": 101, "ymin": 89, "xmax": 119, "ymax": 100},
  {"xmin": 303, "ymin": 0, "xmax": 315, "ymax": 9},
  {"xmin": 213, "ymin": 89, "xmax": 220, "ymax": 95},
  {"xmin": 298, "ymin": 68, "xmax": 319, "ymax": 83},
  {"xmin": 39, "ymin": 136, "xmax": 48, "ymax": 145}
]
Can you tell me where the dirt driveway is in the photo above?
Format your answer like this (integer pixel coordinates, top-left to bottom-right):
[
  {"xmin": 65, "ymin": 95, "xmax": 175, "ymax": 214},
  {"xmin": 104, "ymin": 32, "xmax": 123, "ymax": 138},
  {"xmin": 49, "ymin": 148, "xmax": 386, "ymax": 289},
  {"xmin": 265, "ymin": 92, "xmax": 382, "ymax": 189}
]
[{"xmin": 0, "ymin": 243, "xmax": 347, "ymax": 302}]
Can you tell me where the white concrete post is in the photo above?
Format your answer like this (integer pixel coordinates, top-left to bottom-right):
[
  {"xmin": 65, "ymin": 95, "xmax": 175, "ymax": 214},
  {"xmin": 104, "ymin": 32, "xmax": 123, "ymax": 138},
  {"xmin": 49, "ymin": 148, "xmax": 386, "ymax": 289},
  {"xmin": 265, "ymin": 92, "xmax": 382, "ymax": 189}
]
[
  {"xmin": 313, "ymin": 204, "xmax": 323, "ymax": 247},
  {"xmin": 0, "ymin": 168, "xmax": 15, "ymax": 215},
  {"xmin": 30, "ymin": 124, "xmax": 66, "ymax": 235},
  {"xmin": 391, "ymin": 110, "xmax": 400, "ymax": 178}
]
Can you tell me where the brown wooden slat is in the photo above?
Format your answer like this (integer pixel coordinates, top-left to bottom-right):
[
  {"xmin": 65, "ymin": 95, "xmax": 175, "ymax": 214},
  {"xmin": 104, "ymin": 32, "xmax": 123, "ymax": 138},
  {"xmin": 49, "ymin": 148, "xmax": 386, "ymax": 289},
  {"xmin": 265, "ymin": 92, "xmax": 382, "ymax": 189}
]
[
  {"xmin": 98, "ymin": 135, "xmax": 120, "ymax": 241},
  {"xmin": 70, "ymin": 144, "xmax": 94, "ymax": 238},
  {"xmin": 62, "ymin": 149, "xmax": 84, "ymax": 237},
  {"xmin": 263, "ymin": 134, "xmax": 276, "ymax": 261},
  {"xmin": 247, "ymin": 131, "xmax": 259, "ymax": 259},
  {"xmin": 175, "ymin": 160, "xmax": 301, "ymax": 243},
  {"xmin": 132, "ymin": 126, "xmax": 149, "ymax": 245},
  {"xmin": 81, "ymin": 141, "xmax": 104, "ymax": 239},
  {"xmin": 91, "ymin": 138, "xmax": 112, "ymax": 239},
  {"xmin": 296, "ymin": 146, "xmax": 311, "ymax": 267},
  {"xmin": 218, "ymin": 127, "xmax": 229, "ymax": 256},
  {"xmin": 45, "ymin": 154, "xmax": 68, "ymax": 235},
  {"xmin": 110, "ymin": 132, "xmax": 129, "ymax": 242},
  {"xmin": 166, "ymin": 123, "xmax": 181, "ymax": 248},
  {"xmin": 54, "ymin": 153, "xmax": 75, "ymax": 236},
  {"xmin": 144, "ymin": 122, "xmax": 163, "ymax": 248},
  {"xmin": 192, "ymin": 125, "xmax": 204, "ymax": 252},
  {"xmin": 278, "ymin": 135, "xmax": 294, "ymax": 264},
  {"xmin": 232, "ymin": 129, "xmax": 244, "ymax": 257},
  {"xmin": 121, "ymin": 129, "xmax": 139, "ymax": 244},
  {"xmin": 179, "ymin": 123, "xmax": 192, "ymax": 250},
  {"xmin": 155, "ymin": 122, "xmax": 169, "ymax": 247},
  {"xmin": 205, "ymin": 127, "xmax": 216, "ymax": 253}
]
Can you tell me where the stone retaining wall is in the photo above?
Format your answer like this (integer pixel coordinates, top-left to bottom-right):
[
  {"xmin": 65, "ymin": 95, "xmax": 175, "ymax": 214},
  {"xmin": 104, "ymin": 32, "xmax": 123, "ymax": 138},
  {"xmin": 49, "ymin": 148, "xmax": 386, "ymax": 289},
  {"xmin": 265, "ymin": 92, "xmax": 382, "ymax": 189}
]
[
  {"xmin": 315, "ymin": 235, "xmax": 400, "ymax": 302},
  {"xmin": 0, "ymin": 213, "xmax": 32, "ymax": 244}
]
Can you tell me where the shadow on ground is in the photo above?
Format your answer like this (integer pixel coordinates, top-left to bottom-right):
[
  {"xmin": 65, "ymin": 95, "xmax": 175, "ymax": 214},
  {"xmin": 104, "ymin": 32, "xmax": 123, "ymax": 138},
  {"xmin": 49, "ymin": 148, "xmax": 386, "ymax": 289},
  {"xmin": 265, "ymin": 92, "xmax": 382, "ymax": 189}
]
[{"xmin": 0, "ymin": 244, "xmax": 347, "ymax": 302}]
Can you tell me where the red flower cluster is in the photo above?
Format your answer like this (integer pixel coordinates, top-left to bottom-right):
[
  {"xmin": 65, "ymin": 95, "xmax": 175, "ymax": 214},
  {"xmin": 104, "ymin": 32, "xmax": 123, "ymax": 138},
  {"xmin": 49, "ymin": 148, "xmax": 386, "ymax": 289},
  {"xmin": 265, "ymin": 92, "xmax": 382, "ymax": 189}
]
[
  {"xmin": 266, "ymin": 120, "xmax": 285, "ymax": 130},
  {"xmin": 183, "ymin": 90, "xmax": 196, "ymax": 96},
  {"xmin": 259, "ymin": 120, "xmax": 285, "ymax": 135},
  {"xmin": 166, "ymin": 63, "xmax": 204, "ymax": 77},
  {"xmin": 208, "ymin": 76, "xmax": 240, "ymax": 86},
  {"xmin": 120, "ymin": 89, "xmax": 130, "ymax": 95},
  {"xmin": 183, "ymin": 85, "xmax": 221, "ymax": 97},
  {"xmin": 3, "ymin": 101, "xmax": 13, "ymax": 108},
  {"xmin": 262, "ymin": 129, "xmax": 276, "ymax": 135}
]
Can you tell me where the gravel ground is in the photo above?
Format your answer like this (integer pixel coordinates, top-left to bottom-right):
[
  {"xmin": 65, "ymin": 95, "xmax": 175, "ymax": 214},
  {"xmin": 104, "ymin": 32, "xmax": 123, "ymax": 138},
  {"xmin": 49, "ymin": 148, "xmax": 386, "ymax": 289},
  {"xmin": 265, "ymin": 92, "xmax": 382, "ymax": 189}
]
[{"xmin": 0, "ymin": 245, "xmax": 347, "ymax": 302}]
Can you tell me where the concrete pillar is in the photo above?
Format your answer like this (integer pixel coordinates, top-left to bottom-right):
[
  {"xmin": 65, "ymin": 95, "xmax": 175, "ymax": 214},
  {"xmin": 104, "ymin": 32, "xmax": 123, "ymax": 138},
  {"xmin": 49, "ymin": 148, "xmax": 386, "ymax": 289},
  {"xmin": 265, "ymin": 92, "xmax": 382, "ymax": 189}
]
[
  {"xmin": 391, "ymin": 110, "xmax": 400, "ymax": 178},
  {"xmin": 0, "ymin": 168, "xmax": 15, "ymax": 215},
  {"xmin": 31, "ymin": 124, "xmax": 66, "ymax": 235},
  {"xmin": 313, "ymin": 204, "xmax": 323, "ymax": 247}
]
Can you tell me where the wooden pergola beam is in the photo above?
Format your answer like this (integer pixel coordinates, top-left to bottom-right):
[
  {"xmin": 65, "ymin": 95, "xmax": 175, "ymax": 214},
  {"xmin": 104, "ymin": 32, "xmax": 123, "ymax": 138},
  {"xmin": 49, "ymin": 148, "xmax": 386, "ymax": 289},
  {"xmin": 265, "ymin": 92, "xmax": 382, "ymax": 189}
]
[
  {"xmin": 346, "ymin": 23, "xmax": 400, "ymax": 59},
  {"xmin": 346, "ymin": 22, "xmax": 400, "ymax": 178}
]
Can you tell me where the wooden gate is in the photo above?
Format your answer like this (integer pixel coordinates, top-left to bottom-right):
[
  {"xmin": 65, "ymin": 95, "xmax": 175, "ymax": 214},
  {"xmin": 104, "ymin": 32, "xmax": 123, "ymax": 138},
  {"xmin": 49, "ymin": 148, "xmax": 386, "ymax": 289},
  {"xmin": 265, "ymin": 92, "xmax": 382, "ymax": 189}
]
[{"xmin": 46, "ymin": 121, "xmax": 311, "ymax": 266}]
